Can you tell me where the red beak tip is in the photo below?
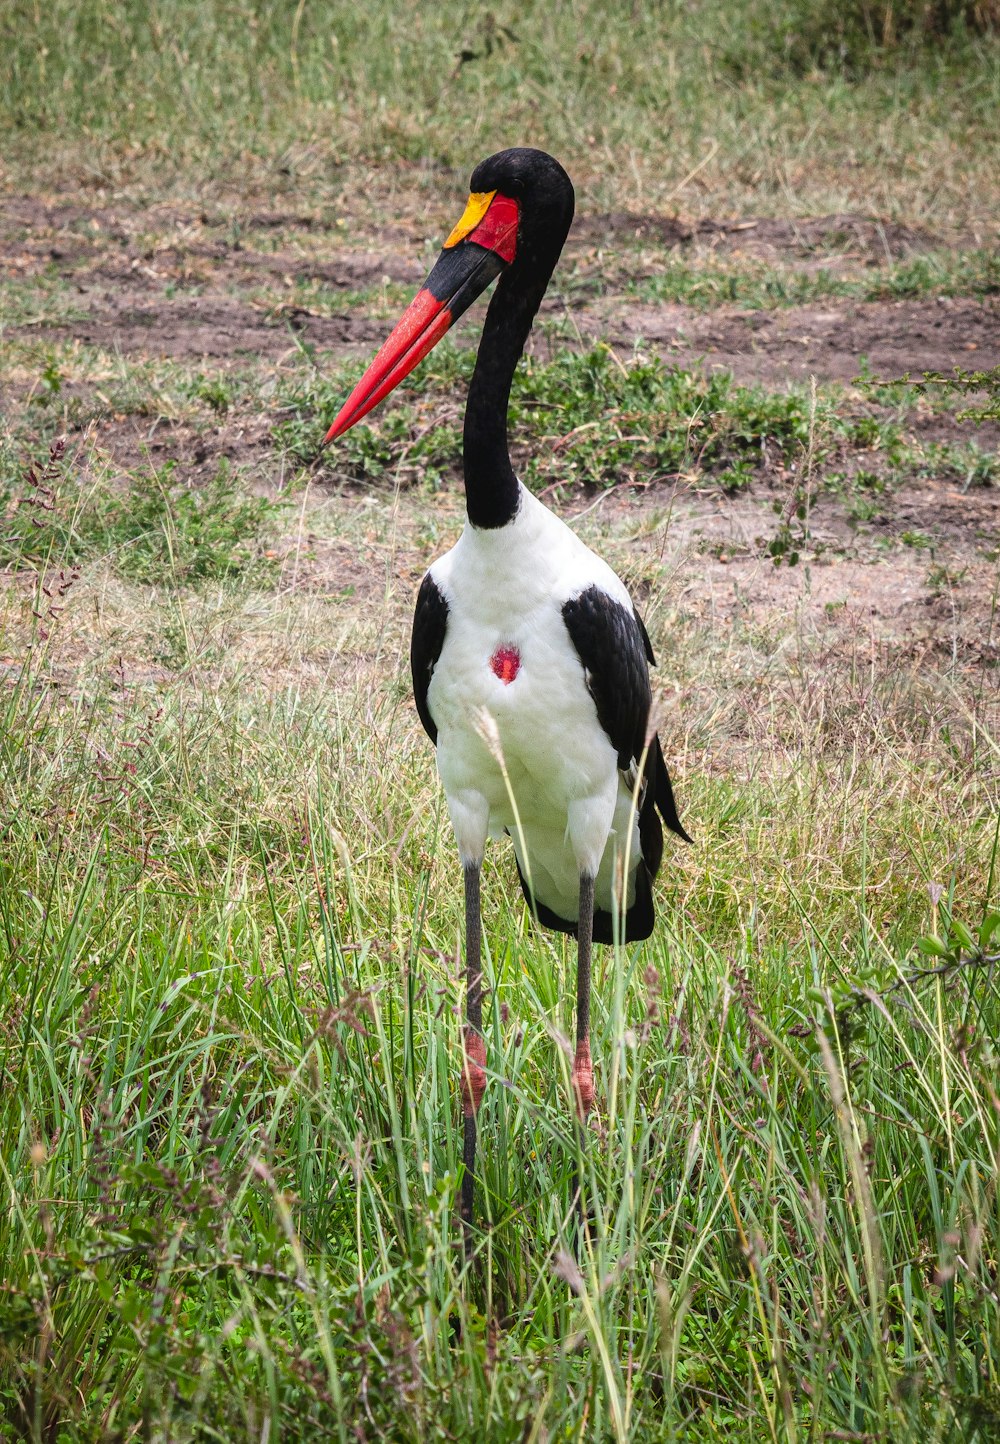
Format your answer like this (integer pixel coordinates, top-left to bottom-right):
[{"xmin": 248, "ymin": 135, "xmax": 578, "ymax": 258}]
[{"xmin": 321, "ymin": 285, "xmax": 451, "ymax": 453}]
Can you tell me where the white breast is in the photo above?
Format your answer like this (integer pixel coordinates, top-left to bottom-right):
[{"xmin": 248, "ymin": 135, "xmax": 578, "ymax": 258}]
[{"xmin": 425, "ymin": 485, "xmax": 642, "ymax": 920}]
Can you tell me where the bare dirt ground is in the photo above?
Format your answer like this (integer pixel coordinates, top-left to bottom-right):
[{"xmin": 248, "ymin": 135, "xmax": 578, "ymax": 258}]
[
  {"xmin": 603, "ymin": 295, "xmax": 998, "ymax": 387},
  {"xmin": 2, "ymin": 192, "xmax": 998, "ymax": 691},
  {"xmin": 4, "ymin": 197, "xmax": 996, "ymax": 378}
]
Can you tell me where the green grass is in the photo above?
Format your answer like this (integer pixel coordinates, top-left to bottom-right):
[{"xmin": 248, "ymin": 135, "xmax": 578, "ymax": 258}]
[
  {"xmin": 630, "ymin": 249, "xmax": 1000, "ymax": 311},
  {"xmin": 1, "ymin": 444, "xmax": 283, "ymax": 581},
  {"xmin": 2, "ymin": 3, "xmax": 1000, "ymax": 1436},
  {"xmin": 2, "ymin": 0, "xmax": 999, "ymax": 224},
  {"xmin": 279, "ymin": 342, "xmax": 908, "ymax": 496},
  {"xmin": 1, "ymin": 540, "xmax": 998, "ymax": 1439}
]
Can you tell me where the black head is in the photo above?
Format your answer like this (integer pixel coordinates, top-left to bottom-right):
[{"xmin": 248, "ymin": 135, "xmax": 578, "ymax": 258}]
[{"xmin": 468, "ymin": 147, "xmax": 575, "ymax": 278}]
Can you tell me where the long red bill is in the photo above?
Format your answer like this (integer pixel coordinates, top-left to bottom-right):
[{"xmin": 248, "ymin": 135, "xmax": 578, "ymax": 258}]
[{"xmin": 324, "ymin": 288, "xmax": 452, "ymax": 444}]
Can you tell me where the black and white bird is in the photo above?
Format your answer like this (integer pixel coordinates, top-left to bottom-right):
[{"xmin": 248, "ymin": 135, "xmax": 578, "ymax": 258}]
[{"xmin": 325, "ymin": 147, "xmax": 690, "ymax": 1244}]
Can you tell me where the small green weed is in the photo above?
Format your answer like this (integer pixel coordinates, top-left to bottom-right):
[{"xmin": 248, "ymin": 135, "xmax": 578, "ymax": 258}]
[
  {"xmin": 901, "ymin": 529, "xmax": 934, "ymax": 549},
  {"xmin": 32, "ymin": 354, "xmax": 64, "ymax": 404},
  {"xmin": 291, "ymin": 344, "xmax": 897, "ymax": 496},
  {"xmin": 180, "ymin": 371, "xmax": 236, "ymax": 414},
  {"xmin": 2, "ymin": 444, "xmax": 283, "ymax": 583},
  {"xmin": 870, "ymin": 365, "xmax": 1000, "ymax": 427},
  {"xmin": 836, "ymin": 468, "xmax": 891, "ymax": 522},
  {"xmin": 926, "ymin": 561, "xmax": 968, "ymax": 594}
]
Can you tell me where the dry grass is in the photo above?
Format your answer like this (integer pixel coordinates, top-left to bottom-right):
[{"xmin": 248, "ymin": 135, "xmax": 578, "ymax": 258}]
[
  {"xmin": 2, "ymin": 1, "xmax": 1000, "ymax": 229},
  {"xmin": 2, "ymin": 456, "xmax": 998, "ymax": 1435},
  {"xmin": 1, "ymin": 5, "xmax": 999, "ymax": 1434}
]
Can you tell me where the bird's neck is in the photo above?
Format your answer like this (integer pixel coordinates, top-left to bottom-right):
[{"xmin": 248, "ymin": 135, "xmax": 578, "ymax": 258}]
[{"xmin": 463, "ymin": 270, "xmax": 546, "ymax": 530}]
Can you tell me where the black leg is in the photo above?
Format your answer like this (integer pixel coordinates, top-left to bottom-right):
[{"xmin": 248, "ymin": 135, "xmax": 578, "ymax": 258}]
[
  {"xmin": 460, "ymin": 862, "xmax": 485, "ymax": 1257},
  {"xmin": 571, "ymin": 872, "xmax": 595, "ymax": 1237},
  {"xmin": 573, "ymin": 872, "xmax": 595, "ymax": 1119}
]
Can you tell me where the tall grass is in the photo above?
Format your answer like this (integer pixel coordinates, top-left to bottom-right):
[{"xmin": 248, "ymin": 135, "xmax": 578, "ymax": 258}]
[
  {"xmin": 1, "ymin": 2, "xmax": 999, "ymax": 1433},
  {"xmin": 2, "ymin": 0, "xmax": 999, "ymax": 219},
  {"xmin": 1, "ymin": 505, "xmax": 998, "ymax": 1436}
]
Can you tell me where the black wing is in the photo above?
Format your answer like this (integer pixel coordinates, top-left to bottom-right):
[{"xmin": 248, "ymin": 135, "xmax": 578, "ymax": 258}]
[
  {"xmin": 562, "ymin": 586, "xmax": 652, "ymax": 771},
  {"xmin": 511, "ymin": 849, "xmax": 657, "ymax": 944},
  {"xmin": 410, "ymin": 574, "xmax": 449, "ymax": 745},
  {"xmin": 632, "ymin": 609, "xmax": 691, "ymax": 846},
  {"xmin": 562, "ymin": 585, "xmax": 691, "ymax": 846},
  {"xmin": 636, "ymin": 611, "xmax": 656, "ymax": 666}
]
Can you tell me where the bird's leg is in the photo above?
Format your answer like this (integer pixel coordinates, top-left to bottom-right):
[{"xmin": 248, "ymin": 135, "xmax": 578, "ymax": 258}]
[
  {"xmin": 570, "ymin": 871, "xmax": 596, "ymax": 1235},
  {"xmin": 460, "ymin": 861, "xmax": 486, "ymax": 1253},
  {"xmin": 573, "ymin": 871, "xmax": 596, "ymax": 1120}
]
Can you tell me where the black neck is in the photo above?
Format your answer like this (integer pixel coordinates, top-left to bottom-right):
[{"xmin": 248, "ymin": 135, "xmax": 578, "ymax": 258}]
[{"xmin": 463, "ymin": 267, "xmax": 551, "ymax": 530}]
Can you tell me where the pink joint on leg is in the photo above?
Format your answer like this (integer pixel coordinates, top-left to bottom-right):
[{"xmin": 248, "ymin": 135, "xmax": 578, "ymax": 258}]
[
  {"xmin": 572, "ymin": 1040, "xmax": 594, "ymax": 1119},
  {"xmin": 460, "ymin": 1030, "xmax": 487, "ymax": 1116}
]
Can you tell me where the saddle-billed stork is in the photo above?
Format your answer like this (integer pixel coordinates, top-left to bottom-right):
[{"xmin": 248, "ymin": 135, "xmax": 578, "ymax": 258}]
[{"xmin": 325, "ymin": 147, "xmax": 690, "ymax": 1245}]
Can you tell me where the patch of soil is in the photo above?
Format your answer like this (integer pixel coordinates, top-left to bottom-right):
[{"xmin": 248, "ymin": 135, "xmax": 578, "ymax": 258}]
[
  {"xmin": 607, "ymin": 467, "xmax": 1000, "ymax": 567},
  {"xmin": 5, "ymin": 192, "xmax": 996, "ymax": 381},
  {"xmin": 29, "ymin": 284, "xmax": 997, "ymax": 385},
  {"xmin": 598, "ymin": 296, "xmax": 1000, "ymax": 387},
  {"xmin": 874, "ymin": 475, "xmax": 1000, "ymax": 550},
  {"xmin": 45, "ymin": 296, "xmax": 386, "ymax": 361},
  {"xmin": 275, "ymin": 533, "xmax": 392, "ymax": 600},
  {"xmin": 1, "ymin": 194, "xmax": 418, "ymax": 279},
  {"xmin": 571, "ymin": 211, "xmax": 957, "ymax": 263},
  {"xmin": 83, "ymin": 411, "xmax": 276, "ymax": 479},
  {"xmin": 591, "ymin": 479, "xmax": 1000, "ymax": 677},
  {"xmin": 688, "ymin": 547, "xmax": 999, "ymax": 671}
]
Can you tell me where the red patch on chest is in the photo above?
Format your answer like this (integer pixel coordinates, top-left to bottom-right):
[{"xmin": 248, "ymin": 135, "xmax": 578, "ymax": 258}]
[{"xmin": 490, "ymin": 646, "xmax": 521, "ymax": 685}]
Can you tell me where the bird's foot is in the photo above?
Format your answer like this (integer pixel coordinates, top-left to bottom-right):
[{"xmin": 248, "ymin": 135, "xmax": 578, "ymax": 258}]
[
  {"xmin": 460, "ymin": 1029, "xmax": 487, "ymax": 1116},
  {"xmin": 572, "ymin": 1040, "xmax": 594, "ymax": 1120}
]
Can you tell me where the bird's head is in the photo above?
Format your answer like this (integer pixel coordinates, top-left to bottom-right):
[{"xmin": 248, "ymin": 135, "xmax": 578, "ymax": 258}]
[{"xmin": 324, "ymin": 147, "xmax": 574, "ymax": 444}]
